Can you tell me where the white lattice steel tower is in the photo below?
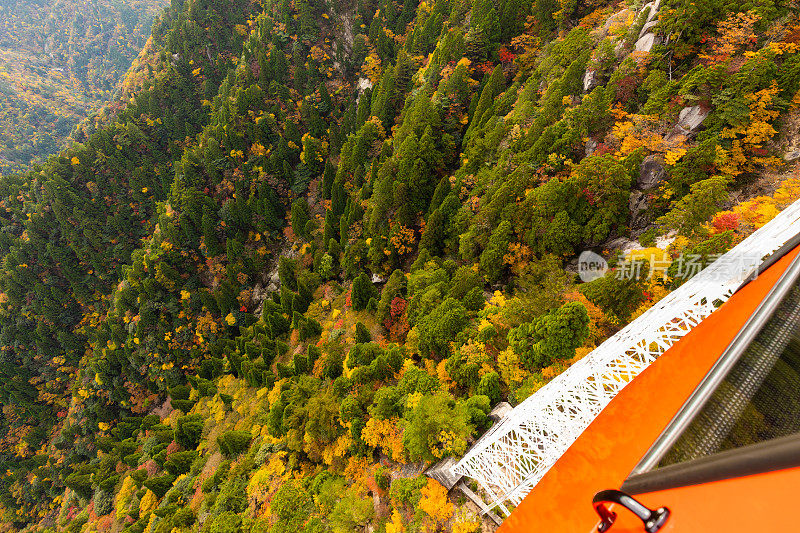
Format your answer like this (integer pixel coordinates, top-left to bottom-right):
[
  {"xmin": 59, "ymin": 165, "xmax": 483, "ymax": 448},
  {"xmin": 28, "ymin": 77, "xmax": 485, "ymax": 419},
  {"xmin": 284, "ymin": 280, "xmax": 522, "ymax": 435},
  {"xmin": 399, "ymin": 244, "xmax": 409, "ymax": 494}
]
[{"xmin": 451, "ymin": 199, "xmax": 800, "ymax": 517}]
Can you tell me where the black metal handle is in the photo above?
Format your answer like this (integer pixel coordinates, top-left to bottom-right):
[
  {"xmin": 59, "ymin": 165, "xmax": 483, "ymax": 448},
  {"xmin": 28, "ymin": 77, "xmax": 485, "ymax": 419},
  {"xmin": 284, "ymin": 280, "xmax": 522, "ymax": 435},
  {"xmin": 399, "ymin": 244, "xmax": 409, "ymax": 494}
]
[{"xmin": 592, "ymin": 489, "xmax": 669, "ymax": 533}]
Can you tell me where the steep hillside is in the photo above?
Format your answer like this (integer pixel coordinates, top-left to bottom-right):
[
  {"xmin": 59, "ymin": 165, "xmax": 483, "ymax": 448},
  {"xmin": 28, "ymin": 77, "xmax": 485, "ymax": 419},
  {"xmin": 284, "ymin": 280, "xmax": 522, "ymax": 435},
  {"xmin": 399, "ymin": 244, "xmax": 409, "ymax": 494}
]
[
  {"xmin": 2, "ymin": 0, "xmax": 800, "ymax": 531},
  {"xmin": 0, "ymin": 0, "xmax": 166, "ymax": 175}
]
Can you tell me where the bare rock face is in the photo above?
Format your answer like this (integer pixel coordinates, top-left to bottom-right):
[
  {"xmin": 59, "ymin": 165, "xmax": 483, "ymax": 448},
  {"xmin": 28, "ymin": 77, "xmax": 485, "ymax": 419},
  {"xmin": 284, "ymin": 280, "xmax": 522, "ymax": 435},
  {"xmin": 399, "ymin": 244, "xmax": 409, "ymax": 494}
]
[
  {"xmin": 638, "ymin": 20, "xmax": 659, "ymax": 39},
  {"xmin": 585, "ymin": 138, "xmax": 598, "ymax": 157},
  {"xmin": 677, "ymin": 105, "xmax": 709, "ymax": 132},
  {"xmin": 583, "ymin": 69, "xmax": 597, "ymax": 92},
  {"xmin": 784, "ymin": 150, "xmax": 800, "ymax": 161},
  {"xmin": 605, "ymin": 236, "xmax": 644, "ymax": 256},
  {"xmin": 634, "ymin": 32, "xmax": 658, "ymax": 53},
  {"xmin": 643, "ymin": 0, "xmax": 661, "ymax": 19},
  {"xmin": 638, "ymin": 154, "xmax": 666, "ymax": 190},
  {"xmin": 489, "ymin": 402, "xmax": 513, "ymax": 422},
  {"xmin": 357, "ymin": 77, "xmax": 373, "ymax": 101},
  {"xmin": 664, "ymin": 106, "xmax": 709, "ymax": 142},
  {"xmin": 629, "ymin": 154, "xmax": 666, "ymax": 229},
  {"xmin": 629, "ymin": 191, "xmax": 650, "ymax": 230}
]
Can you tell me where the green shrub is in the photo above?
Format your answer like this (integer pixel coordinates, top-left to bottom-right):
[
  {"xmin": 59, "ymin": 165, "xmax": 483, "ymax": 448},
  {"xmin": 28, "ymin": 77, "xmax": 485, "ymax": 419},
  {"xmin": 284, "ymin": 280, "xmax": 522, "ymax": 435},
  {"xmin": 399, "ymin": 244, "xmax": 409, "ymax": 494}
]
[
  {"xmin": 351, "ymin": 273, "xmax": 377, "ymax": 311},
  {"xmin": 299, "ymin": 317, "xmax": 322, "ymax": 340},
  {"xmin": 164, "ymin": 450, "xmax": 198, "ymax": 475},
  {"xmin": 171, "ymin": 399, "xmax": 195, "ymax": 412},
  {"xmin": 217, "ymin": 430, "xmax": 253, "ymax": 457},
  {"xmin": 219, "ymin": 393, "xmax": 234, "ymax": 408},
  {"xmin": 130, "ymin": 469, "xmax": 148, "ymax": 485},
  {"xmin": 330, "ymin": 488, "xmax": 375, "ymax": 531},
  {"xmin": 374, "ymin": 467, "xmax": 391, "ymax": 491},
  {"xmin": 389, "ymin": 475, "xmax": 427, "ymax": 506},
  {"xmin": 93, "ymin": 488, "xmax": 113, "ymax": 516},
  {"xmin": 508, "ymin": 301, "xmax": 590, "ymax": 370},
  {"xmin": 144, "ymin": 474, "xmax": 175, "ymax": 498},
  {"xmin": 172, "ymin": 507, "xmax": 195, "ymax": 527},
  {"xmin": 477, "ymin": 372, "xmax": 502, "ymax": 404},
  {"xmin": 403, "ymin": 392, "xmax": 471, "ymax": 461},
  {"xmin": 210, "ymin": 511, "xmax": 242, "ymax": 533},
  {"xmin": 174, "ymin": 414, "xmax": 204, "ymax": 449},
  {"xmin": 98, "ymin": 474, "xmax": 119, "ymax": 492},
  {"xmin": 354, "ymin": 321, "xmax": 371, "ymax": 344},
  {"xmin": 271, "ymin": 480, "xmax": 312, "ymax": 530}
]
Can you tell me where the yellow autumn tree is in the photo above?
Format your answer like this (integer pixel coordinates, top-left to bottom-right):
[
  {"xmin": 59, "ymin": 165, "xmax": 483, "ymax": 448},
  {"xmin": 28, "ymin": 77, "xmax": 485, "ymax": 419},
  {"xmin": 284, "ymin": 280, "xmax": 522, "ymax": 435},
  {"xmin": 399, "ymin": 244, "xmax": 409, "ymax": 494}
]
[
  {"xmin": 386, "ymin": 509, "xmax": 405, "ymax": 533},
  {"xmin": 699, "ymin": 10, "xmax": 760, "ymax": 64},
  {"xmin": 362, "ymin": 52, "xmax": 382, "ymax": 83},
  {"xmin": 419, "ymin": 479, "xmax": 453, "ymax": 531},
  {"xmin": 250, "ymin": 142, "xmax": 267, "ymax": 157},
  {"xmin": 497, "ymin": 347, "xmax": 526, "ymax": 387},
  {"xmin": 114, "ymin": 476, "xmax": 136, "ymax": 521},
  {"xmin": 611, "ymin": 108, "xmax": 663, "ymax": 156},
  {"xmin": 138, "ymin": 489, "xmax": 158, "ymax": 514},
  {"xmin": 452, "ymin": 507, "xmax": 481, "ymax": 533},
  {"xmin": 361, "ymin": 417, "xmax": 405, "ymax": 462}
]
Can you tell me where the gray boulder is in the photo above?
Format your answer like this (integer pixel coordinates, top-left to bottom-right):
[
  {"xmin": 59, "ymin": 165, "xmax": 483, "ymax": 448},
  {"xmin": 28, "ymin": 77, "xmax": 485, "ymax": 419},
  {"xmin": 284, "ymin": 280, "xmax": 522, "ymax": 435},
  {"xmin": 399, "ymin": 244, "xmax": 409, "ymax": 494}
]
[
  {"xmin": 641, "ymin": 0, "xmax": 661, "ymax": 24},
  {"xmin": 629, "ymin": 191, "xmax": 650, "ymax": 230},
  {"xmin": 583, "ymin": 69, "xmax": 597, "ymax": 92},
  {"xmin": 784, "ymin": 150, "xmax": 800, "ymax": 162},
  {"xmin": 585, "ymin": 138, "xmax": 598, "ymax": 157},
  {"xmin": 634, "ymin": 32, "xmax": 658, "ymax": 53},
  {"xmin": 677, "ymin": 105, "xmax": 709, "ymax": 132},
  {"xmin": 638, "ymin": 154, "xmax": 666, "ymax": 190},
  {"xmin": 638, "ymin": 20, "xmax": 659, "ymax": 40}
]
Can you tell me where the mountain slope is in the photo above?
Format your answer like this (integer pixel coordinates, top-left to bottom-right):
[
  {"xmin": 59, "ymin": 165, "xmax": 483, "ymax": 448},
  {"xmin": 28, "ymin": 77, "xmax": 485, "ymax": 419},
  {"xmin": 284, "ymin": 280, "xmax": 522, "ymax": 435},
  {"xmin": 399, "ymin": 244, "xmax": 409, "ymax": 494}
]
[
  {"xmin": 3, "ymin": 0, "xmax": 800, "ymax": 531},
  {"xmin": 0, "ymin": 0, "xmax": 166, "ymax": 175}
]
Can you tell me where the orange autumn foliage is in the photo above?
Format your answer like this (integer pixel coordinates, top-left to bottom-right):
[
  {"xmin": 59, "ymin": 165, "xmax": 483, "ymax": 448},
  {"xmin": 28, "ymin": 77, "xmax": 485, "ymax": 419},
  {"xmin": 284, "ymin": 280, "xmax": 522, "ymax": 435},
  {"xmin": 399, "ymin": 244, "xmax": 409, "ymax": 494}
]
[{"xmin": 419, "ymin": 479, "xmax": 453, "ymax": 529}]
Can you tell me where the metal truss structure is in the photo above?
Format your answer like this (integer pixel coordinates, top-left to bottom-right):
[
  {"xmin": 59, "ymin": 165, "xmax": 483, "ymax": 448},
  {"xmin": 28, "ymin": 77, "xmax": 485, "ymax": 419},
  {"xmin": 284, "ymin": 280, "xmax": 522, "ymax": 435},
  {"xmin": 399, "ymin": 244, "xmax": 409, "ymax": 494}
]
[{"xmin": 451, "ymin": 199, "xmax": 800, "ymax": 517}]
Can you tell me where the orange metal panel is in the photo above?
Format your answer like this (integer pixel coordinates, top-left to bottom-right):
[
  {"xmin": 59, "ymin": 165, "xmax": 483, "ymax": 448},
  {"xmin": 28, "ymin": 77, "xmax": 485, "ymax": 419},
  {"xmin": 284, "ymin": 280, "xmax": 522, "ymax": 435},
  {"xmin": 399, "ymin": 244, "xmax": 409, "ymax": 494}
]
[
  {"xmin": 499, "ymin": 245, "xmax": 800, "ymax": 533},
  {"xmin": 602, "ymin": 465, "xmax": 800, "ymax": 532}
]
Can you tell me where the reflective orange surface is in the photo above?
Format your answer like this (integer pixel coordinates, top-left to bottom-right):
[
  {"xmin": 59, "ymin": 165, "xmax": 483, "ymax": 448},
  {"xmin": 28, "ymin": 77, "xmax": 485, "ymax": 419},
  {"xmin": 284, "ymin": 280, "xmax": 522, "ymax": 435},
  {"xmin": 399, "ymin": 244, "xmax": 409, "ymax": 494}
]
[
  {"xmin": 498, "ymin": 245, "xmax": 800, "ymax": 533},
  {"xmin": 599, "ymin": 465, "xmax": 800, "ymax": 532}
]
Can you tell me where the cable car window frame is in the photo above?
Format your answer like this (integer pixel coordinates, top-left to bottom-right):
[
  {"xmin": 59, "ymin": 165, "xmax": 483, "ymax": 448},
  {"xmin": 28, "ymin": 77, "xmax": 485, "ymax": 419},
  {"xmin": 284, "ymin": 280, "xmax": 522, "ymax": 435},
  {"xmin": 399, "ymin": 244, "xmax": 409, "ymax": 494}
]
[{"xmin": 623, "ymin": 248, "xmax": 800, "ymax": 495}]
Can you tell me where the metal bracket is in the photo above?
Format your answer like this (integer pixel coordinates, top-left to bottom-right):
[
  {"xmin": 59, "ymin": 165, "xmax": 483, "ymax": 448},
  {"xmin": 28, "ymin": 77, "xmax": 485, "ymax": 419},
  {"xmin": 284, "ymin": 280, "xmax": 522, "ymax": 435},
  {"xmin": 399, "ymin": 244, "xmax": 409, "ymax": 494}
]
[{"xmin": 593, "ymin": 489, "xmax": 669, "ymax": 533}]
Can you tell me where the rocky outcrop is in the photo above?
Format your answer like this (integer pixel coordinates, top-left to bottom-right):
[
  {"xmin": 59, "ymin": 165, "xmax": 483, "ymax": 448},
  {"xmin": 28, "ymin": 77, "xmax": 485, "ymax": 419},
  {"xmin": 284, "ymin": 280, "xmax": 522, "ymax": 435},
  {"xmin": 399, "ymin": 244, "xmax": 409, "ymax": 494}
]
[
  {"xmin": 665, "ymin": 105, "xmax": 709, "ymax": 142},
  {"xmin": 633, "ymin": 0, "xmax": 662, "ymax": 52},
  {"xmin": 784, "ymin": 150, "xmax": 800, "ymax": 161},
  {"xmin": 489, "ymin": 402, "xmax": 513, "ymax": 422},
  {"xmin": 638, "ymin": 20, "xmax": 659, "ymax": 39},
  {"xmin": 583, "ymin": 69, "xmax": 597, "ymax": 92},
  {"xmin": 638, "ymin": 154, "xmax": 666, "ymax": 190},
  {"xmin": 634, "ymin": 32, "xmax": 659, "ymax": 53},
  {"xmin": 604, "ymin": 236, "xmax": 644, "ymax": 256},
  {"xmin": 357, "ymin": 77, "xmax": 373, "ymax": 98},
  {"xmin": 629, "ymin": 191, "xmax": 650, "ymax": 231},
  {"xmin": 585, "ymin": 138, "xmax": 598, "ymax": 157},
  {"xmin": 593, "ymin": 8, "xmax": 634, "ymax": 40},
  {"xmin": 629, "ymin": 155, "xmax": 666, "ymax": 230},
  {"xmin": 677, "ymin": 105, "xmax": 709, "ymax": 132},
  {"xmin": 639, "ymin": 0, "xmax": 661, "ymax": 25}
]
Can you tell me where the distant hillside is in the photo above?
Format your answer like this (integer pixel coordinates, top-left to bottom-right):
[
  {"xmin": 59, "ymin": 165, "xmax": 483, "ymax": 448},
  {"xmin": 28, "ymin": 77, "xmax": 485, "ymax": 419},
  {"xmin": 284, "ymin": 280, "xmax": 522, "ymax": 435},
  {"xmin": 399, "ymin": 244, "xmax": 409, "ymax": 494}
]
[{"xmin": 0, "ymin": 0, "xmax": 166, "ymax": 175}]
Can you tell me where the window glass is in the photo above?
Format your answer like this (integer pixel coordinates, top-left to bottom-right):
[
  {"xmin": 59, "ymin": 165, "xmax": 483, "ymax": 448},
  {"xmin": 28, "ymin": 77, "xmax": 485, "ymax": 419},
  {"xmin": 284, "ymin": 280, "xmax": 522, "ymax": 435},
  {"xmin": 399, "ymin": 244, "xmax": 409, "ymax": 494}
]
[{"xmin": 657, "ymin": 283, "xmax": 800, "ymax": 468}]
